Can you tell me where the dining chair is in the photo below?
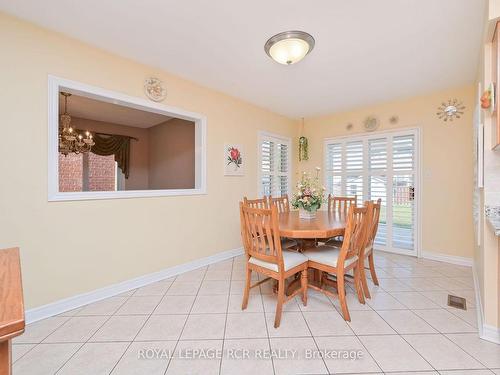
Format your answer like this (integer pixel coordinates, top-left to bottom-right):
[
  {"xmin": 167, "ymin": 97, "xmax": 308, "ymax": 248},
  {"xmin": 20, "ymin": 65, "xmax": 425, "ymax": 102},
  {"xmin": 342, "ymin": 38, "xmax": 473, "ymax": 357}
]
[
  {"xmin": 269, "ymin": 194, "xmax": 297, "ymax": 249},
  {"xmin": 239, "ymin": 202, "xmax": 308, "ymax": 328},
  {"xmin": 359, "ymin": 199, "xmax": 382, "ymax": 298},
  {"xmin": 328, "ymin": 195, "xmax": 357, "ymax": 215},
  {"xmin": 303, "ymin": 203, "xmax": 371, "ymax": 321},
  {"xmin": 243, "ymin": 196, "xmax": 269, "ymax": 209},
  {"xmin": 323, "ymin": 195, "xmax": 358, "ymax": 246},
  {"xmin": 269, "ymin": 194, "xmax": 290, "ymax": 213}
]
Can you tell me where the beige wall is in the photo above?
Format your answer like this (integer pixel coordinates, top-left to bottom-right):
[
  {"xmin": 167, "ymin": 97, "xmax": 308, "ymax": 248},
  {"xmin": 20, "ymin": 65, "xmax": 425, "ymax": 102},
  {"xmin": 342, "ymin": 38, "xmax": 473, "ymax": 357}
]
[
  {"xmin": 71, "ymin": 117, "xmax": 150, "ymax": 190},
  {"xmin": 298, "ymin": 85, "xmax": 475, "ymax": 259},
  {"xmin": 148, "ymin": 119, "xmax": 195, "ymax": 189},
  {"xmin": 0, "ymin": 13, "xmax": 295, "ymax": 309}
]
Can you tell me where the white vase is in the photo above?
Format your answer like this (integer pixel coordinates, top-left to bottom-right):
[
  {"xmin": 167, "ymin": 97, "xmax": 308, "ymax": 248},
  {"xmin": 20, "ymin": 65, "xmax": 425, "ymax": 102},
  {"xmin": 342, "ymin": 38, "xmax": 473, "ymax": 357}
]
[{"xmin": 299, "ymin": 208, "xmax": 317, "ymax": 220}]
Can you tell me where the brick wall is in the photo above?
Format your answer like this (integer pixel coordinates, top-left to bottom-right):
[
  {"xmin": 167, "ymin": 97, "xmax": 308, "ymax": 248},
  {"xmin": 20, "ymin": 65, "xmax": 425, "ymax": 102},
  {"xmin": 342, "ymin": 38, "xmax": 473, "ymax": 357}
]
[
  {"xmin": 88, "ymin": 153, "xmax": 116, "ymax": 191},
  {"xmin": 58, "ymin": 152, "xmax": 116, "ymax": 192},
  {"xmin": 59, "ymin": 153, "xmax": 83, "ymax": 192}
]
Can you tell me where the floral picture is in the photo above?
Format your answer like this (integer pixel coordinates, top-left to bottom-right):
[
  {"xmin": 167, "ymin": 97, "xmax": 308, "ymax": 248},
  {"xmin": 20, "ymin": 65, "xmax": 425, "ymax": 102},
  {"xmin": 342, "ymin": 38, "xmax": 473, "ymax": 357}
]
[{"xmin": 224, "ymin": 144, "xmax": 244, "ymax": 176}]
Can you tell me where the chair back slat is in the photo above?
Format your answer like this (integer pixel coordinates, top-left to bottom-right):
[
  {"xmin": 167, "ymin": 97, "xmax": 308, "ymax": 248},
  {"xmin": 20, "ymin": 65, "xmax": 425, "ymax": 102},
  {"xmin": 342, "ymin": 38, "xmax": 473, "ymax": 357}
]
[
  {"xmin": 328, "ymin": 195, "xmax": 357, "ymax": 215},
  {"xmin": 269, "ymin": 194, "xmax": 290, "ymax": 213},
  {"xmin": 240, "ymin": 203, "xmax": 284, "ymax": 269},
  {"xmin": 243, "ymin": 196, "xmax": 269, "ymax": 209}
]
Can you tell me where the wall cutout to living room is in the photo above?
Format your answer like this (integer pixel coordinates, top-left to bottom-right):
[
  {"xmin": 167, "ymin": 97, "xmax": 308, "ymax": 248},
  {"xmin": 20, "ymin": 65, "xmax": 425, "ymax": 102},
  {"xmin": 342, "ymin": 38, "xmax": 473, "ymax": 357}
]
[{"xmin": 48, "ymin": 76, "xmax": 207, "ymax": 201}]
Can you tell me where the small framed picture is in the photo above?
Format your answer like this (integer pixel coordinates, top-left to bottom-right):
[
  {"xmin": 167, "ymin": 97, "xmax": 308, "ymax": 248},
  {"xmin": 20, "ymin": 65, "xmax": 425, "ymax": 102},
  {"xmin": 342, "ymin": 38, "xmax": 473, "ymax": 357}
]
[{"xmin": 224, "ymin": 144, "xmax": 244, "ymax": 176}]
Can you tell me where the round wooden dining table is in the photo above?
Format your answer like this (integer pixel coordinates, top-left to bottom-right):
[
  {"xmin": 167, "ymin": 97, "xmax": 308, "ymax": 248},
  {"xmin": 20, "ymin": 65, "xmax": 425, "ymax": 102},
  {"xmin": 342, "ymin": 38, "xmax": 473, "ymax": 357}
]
[{"xmin": 278, "ymin": 210, "xmax": 347, "ymax": 240}]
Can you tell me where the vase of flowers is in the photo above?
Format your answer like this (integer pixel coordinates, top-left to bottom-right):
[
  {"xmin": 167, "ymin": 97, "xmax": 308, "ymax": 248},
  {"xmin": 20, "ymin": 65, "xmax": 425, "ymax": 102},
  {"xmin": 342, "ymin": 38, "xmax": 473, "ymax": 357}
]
[{"xmin": 291, "ymin": 167, "xmax": 326, "ymax": 219}]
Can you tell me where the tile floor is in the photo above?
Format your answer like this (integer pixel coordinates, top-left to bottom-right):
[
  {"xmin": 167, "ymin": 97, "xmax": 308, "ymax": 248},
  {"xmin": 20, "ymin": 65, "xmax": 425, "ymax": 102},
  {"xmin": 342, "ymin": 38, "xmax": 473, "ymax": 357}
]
[{"xmin": 12, "ymin": 251, "xmax": 500, "ymax": 375}]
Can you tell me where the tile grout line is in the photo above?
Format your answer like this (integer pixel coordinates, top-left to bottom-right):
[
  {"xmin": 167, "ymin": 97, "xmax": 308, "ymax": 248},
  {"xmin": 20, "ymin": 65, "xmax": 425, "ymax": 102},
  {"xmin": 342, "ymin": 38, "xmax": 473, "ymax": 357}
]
[
  {"xmin": 106, "ymin": 276, "xmax": 178, "ymax": 375},
  {"xmin": 162, "ymin": 263, "xmax": 209, "ymax": 375},
  {"xmin": 326, "ymin": 279, "xmax": 385, "ymax": 374},
  {"xmin": 367, "ymin": 257, "xmax": 483, "ymax": 373},
  {"xmin": 440, "ymin": 332, "xmax": 492, "ymax": 370},
  {"xmin": 53, "ymin": 291, "xmax": 138, "ymax": 374},
  {"xmin": 297, "ymin": 290, "xmax": 334, "ymax": 373},
  {"xmin": 217, "ymin": 257, "xmax": 236, "ymax": 375},
  {"xmin": 258, "ymin": 277, "xmax": 277, "ymax": 375}
]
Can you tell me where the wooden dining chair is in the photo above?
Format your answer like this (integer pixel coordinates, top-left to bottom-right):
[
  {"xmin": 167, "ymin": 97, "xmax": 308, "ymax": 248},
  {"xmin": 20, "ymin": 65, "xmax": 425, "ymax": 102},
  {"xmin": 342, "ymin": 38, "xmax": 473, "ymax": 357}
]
[
  {"xmin": 239, "ymin": 202, "xmax": 308, "ymax": 328},
  {"xmin": 269, "ymin": 194, "xmax": 297, "ymax": 249},
  {"xmin": 243, "ymin": 196, "xmax": 269, "ymax": 209},
  {"xmin": 328, "ymin": 195, "xmax": 357, "ymax": 215},
  {"xmin": 359, "ymin": 199, "xmax": 382, "ymax": 298},
  {"xmin": 303, "ymin": 204, "xmax": 371, "ymax": 321},
  {"xmin": 324, "ymin": 195, "xmax": 358, "ymax": 245},
  {"xmin": 269, "ymin": 194, "xmax": 290, "ymax": 213}
]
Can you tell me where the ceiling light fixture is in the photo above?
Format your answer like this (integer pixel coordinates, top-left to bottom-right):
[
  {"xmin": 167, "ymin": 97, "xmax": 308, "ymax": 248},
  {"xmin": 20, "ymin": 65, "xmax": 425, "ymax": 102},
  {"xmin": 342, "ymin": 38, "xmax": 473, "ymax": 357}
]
[
  {"xmin": 264, "ymin": 30, "xmax": 315, "ymax": 65},
  {"xmin": 59, "ymin": 92, "xmax": 95, "ymax": 155}
]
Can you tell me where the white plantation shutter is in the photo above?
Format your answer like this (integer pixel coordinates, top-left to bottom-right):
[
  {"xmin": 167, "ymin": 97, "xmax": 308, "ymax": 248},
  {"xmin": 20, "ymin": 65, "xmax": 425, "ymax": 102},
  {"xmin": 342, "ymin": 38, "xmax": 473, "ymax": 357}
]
[
  {"xmin": 259, "ymin": 133, "xmax": 291, "ymax": 197},
  {"xmin": 325, "ymin": 143, "xmax": 342, "ymax": 196},
  {"xmin": 324, "ymin": 129, "xmax": 418, "ymax": 255},
  {"xmin": 325, "ymin": 140, "xmax": 364, "ymax": 200}
]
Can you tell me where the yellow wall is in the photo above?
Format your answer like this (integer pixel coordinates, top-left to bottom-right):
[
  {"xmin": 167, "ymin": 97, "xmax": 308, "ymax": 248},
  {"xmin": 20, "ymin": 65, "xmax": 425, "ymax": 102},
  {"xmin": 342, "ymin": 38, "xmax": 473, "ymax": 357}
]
[
  {"xmin": 298, "ymin": 85, "xmax": 475, "ymax": 259},
  {"xmin": 0, "ymin": 13, "xmax": 296, "ymax": 309}
]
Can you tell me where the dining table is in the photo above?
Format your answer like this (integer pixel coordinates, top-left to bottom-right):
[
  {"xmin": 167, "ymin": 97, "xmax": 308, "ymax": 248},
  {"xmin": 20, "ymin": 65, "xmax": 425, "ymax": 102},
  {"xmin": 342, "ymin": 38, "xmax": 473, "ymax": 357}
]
[{"xmin": 278, "ymin": 210, "xmax": 347, "ymax": 242}]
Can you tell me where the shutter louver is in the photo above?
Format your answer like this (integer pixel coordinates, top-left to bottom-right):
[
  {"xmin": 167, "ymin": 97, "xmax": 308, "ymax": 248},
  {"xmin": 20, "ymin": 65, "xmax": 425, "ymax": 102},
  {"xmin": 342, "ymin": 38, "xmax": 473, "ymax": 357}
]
[{"xmin": 259, "ymin": 135, "xmax": 290, "ymax": 197}]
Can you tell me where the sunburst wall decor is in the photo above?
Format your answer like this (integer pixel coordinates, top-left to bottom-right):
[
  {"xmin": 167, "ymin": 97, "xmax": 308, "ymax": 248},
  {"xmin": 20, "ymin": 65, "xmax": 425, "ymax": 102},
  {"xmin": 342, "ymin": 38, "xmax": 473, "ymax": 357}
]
[{"xmin": 436, "ymin": 99, "xmax": 465, "ymax": 122}]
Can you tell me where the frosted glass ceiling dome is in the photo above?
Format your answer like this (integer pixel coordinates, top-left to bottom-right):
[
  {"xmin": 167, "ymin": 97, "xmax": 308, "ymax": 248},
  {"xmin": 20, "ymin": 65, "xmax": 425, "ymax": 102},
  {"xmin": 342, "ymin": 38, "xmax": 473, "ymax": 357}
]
[{"xmin": 264, "ymin": 31, "xmax": 315, "ymax": 65}]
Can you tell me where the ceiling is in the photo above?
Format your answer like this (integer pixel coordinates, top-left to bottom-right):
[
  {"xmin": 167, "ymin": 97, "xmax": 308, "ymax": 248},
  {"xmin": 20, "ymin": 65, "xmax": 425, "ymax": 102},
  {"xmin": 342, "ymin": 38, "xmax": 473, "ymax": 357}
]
[
  {"xmin": 59, "ymin": 93, "xmax": 171, "ymax": 128},
  {"xmin": 2, "ymin": 0, "xmax": 487, "ymax": 118}
]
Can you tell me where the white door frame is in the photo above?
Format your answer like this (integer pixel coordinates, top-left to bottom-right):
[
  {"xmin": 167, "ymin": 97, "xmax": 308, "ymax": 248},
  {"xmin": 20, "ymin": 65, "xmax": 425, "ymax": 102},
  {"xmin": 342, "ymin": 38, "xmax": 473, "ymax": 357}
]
[{"xmin": 323, "ymin": 127, "xmax": 422, "ymax": 258}]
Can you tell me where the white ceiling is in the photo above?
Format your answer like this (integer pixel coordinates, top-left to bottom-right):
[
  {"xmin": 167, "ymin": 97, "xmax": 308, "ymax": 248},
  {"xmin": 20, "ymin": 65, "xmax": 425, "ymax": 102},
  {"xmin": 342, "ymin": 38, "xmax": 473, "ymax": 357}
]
[
  {"xmin": 59, "ymin": 93, "xmax": 171, "ymax": 128},
  {"xmin": 2, "ymin": 0, "xmax": 487, "ymax": 118}
]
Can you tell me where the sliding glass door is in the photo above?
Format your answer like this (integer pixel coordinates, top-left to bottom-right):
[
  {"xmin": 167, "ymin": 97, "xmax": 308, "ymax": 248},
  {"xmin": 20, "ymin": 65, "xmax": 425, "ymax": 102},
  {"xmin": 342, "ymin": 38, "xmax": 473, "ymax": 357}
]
[{"xmin": 324, "ymin": 129, "xmax": 419, "ymax": 256}]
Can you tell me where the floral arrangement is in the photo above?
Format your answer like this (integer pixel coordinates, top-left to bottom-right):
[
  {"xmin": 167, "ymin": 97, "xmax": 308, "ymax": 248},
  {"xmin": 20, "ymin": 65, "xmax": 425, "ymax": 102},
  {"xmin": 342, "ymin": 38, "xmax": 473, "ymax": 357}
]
[
  {"xmin": 291, "ymin": 167, "xmax": 326, "ymax": 213},
  {"xmin": 227, "ymin": 146, "xmax": 242, "ymax": 169}
]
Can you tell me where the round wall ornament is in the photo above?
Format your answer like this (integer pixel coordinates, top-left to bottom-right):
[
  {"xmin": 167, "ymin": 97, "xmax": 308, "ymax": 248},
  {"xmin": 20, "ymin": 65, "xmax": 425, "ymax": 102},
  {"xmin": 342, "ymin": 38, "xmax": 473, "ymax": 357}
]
[
  {"xmin": 436, "ymin": 99, "xmax": 465, "ymax": 122},
  {"xmin": 144, "ymin": 77, "xmax": 167, "ymax": 102},
  {"xmin": 363, "ymin": 116, "xmax": 379, "ymax": 132}
]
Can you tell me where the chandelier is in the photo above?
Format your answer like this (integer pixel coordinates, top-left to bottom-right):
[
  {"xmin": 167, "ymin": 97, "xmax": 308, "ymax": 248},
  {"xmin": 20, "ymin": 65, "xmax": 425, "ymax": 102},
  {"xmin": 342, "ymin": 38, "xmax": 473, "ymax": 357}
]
[{"xmin": 59, "ymin": 92, "xmax": 95, "ymax": 155}]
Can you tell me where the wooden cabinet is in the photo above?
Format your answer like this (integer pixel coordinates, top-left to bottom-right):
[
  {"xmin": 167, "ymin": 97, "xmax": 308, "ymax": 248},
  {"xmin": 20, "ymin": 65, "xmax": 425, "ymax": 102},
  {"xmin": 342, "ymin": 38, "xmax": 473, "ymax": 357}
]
[{"xmin": 0, "ymin": 248, "xmax": 25, "ymax": 375}]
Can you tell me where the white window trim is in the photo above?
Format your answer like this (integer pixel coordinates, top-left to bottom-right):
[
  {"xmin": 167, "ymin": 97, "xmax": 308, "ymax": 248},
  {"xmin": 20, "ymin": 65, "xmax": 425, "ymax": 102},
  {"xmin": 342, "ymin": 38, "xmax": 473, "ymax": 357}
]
[
  {"xmin": 257, "ymin": 131, "xmax": 292, "ymax": 197},
  {"xmin": 48, "ymin": 75, "xmax": 207, "ymax": 201},
  {"xmin": 323, "ymin": 127, "xmax": 422, "ymax": 258}
]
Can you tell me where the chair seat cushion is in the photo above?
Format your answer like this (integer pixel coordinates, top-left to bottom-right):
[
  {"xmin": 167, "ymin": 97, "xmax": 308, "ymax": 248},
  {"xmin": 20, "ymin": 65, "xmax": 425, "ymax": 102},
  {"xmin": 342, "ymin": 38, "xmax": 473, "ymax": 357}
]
[
  {"xmin": 304, "ymin": 245, "xmax": 358, "ymax": 268},
  {"xmin": 249, "ymin": 250, "xmax": 307, "ymax": 272}
]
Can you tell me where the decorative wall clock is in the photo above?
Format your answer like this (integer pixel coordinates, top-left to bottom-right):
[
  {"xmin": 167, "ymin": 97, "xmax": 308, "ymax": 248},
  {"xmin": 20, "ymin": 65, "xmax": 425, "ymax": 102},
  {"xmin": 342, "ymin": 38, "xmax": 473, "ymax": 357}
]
[
  {"xmin": 144, "ymin": 77, "xmax": 167, "ymax": 102},
  {"xmin": 363, "ymin": 116, "xmax": 379, "ymax": 132},
  {"xmin": 436, "ymin": 99, "xmax": 465, "ymax": 122}
]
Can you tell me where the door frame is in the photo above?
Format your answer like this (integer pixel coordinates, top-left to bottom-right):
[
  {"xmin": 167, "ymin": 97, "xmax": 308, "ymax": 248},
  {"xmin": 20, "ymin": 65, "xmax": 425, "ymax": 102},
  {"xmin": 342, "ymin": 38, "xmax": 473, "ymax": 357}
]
[{"xmin": 323, "ymin": 126, "xmax": 422, "ymax": 258}]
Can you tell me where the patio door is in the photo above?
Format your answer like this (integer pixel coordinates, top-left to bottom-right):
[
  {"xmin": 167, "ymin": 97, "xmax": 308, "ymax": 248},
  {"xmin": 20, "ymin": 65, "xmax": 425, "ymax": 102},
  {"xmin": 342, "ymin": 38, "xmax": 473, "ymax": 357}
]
[{"xmin": 324, "ymin": 129, "xmax": 419, "ymax": 256}]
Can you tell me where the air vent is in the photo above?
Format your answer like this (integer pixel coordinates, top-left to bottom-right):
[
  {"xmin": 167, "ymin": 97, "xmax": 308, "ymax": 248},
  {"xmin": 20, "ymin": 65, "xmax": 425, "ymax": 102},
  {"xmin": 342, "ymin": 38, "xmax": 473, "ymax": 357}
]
[{"xmin": 448, "ymin": 294, "xmax": 467, "ymax": 310}]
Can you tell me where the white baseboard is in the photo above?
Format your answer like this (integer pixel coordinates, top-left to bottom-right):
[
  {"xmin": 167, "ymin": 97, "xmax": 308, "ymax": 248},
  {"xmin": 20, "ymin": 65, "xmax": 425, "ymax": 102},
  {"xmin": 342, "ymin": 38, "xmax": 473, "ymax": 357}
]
[
  {"xmin": 481, "ymin": 324, "xmax": 500, "ymax": 344},
  {"xmin": 25, "ymin": 247, "xmax": 244, "ymax": 324},
  {"xmin": 473, "ymin": 263, "xmax": 500, "ymax": 344},
  {"xmin": 421, "ymin": 250, "xmax": 473, "ymax": 267}
]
